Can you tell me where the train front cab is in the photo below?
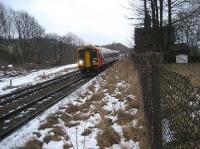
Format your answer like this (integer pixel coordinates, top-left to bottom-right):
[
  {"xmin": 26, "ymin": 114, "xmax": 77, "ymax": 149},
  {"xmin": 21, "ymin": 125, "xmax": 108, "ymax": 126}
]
[{"xmin": 78, "ymin": 48, "xmax": 100, "ymax": 73}]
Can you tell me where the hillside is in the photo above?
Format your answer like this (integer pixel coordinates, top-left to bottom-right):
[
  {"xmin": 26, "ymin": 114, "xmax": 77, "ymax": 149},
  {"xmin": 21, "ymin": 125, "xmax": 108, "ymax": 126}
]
[{"xmin": 102, "ymin": 43, "xmax": 129, "ymax": 55}]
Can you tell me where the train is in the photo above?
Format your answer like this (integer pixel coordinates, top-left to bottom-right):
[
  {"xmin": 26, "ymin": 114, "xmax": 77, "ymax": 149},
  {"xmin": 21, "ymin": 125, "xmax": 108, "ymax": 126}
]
[{"xmin": 77, "ymin": 45, "xmax": 119, "ymax": 72}]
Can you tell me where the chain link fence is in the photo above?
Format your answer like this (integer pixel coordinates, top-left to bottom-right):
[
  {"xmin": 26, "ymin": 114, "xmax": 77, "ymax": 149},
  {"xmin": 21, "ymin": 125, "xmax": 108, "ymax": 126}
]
[{"xmin": 132, "ymin": 52, "xmax": 200, "ymax": 149}]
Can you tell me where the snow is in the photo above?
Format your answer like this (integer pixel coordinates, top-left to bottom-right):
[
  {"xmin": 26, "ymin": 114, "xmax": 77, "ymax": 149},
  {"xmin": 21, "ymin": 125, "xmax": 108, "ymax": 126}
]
[
  {"xmin": 0, "ymin": 63, "xmax": 78, "ymax": 95},
  {"xmin": 36, "ymin": 128, "xmax": 53, "ymax": 141},
  {"xmin": 0, "ymin": 74, "xmax": 98, "ymax": 149},
  {"xmin": 130, "ymin": 108, "xmax": 138, "ymax": 115},
  {"xmin": 108, "ymin": 140, "xmax": 140, "ymax": 149},
  {"xmin": 0, "ymin": 64, "xmax": 141, "ymax": 149},
  {"xmin": 64, "ymin": 115, "xmax": 101, "ymax": 148},
  {"xmin": 112, "ymin": 123, "xmax": 123, "ymax": 137},
  {"xmin": 43, "ymin": 140, "xmax": 65, "ymax": 149},
  {"xmin": 103, "ymin": 95, "xmax": 126, "ymax": 112},
  {"xmin": 162, "ymin": 119, "xmax": 175, "ymax": 144},
  {"xmin": 127, "ymin": 94, "xmax": 136, "ymax": 100},
  {"xmin": 116, "ymin": 81, "xmax": 127, "ymax": 88},
  {"xmin": 7, "ymin": 65, "xmax": 13, "ymax": 68},
  {"xmin": 4, "ymin": 119, "xmax": 11, "ymax": 123}
]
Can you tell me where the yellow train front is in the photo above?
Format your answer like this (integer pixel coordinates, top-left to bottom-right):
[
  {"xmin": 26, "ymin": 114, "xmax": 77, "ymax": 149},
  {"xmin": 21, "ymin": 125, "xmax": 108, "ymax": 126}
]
[{"xmin": 77, "ymin": 46, "xmax": 119, "ymax": 73}]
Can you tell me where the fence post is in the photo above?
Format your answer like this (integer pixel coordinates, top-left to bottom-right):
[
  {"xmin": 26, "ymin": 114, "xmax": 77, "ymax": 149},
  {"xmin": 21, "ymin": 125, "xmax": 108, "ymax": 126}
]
[{"xmin": 152, "ymin": 64, "xmax": 163, "ymax": 149}]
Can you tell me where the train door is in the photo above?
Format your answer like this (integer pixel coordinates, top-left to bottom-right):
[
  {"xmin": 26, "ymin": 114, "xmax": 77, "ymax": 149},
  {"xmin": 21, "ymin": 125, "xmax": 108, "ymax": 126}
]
[{"xmin": 85, "ymin": 50, "xmax": 91, "ymax": 68}]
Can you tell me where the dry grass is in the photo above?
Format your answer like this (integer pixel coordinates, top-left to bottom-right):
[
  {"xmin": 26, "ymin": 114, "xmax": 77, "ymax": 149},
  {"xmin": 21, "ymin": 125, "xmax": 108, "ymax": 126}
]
[
  {"xmin": 135, "ymin": 107, "xmax": 146, "ymax": 128},
  {"xmin": 123, "ymin": 126, "xmax": 149, "ymax": 149},
  {"xmin": 65, "ymin": 104, "xmax": 80, "ymax": 114},
  {"xmin": 115, "ymin": 93, "xmax": 124, "ymax": 101},
  {"xmin": 43, "ymin": 127, "xmax": 67, "ymax": 144},
  {"xmin": 91, "ymin": 100, "xmax": 108, "ymax": 114},
  {"xmin": 87, "ymin": 81, "xmax": 96, "ymax": 93},
  {"xmin": 95, "ymin": 115, "xmax": 113, "ymax": 129},
  {"xmin": 102, "ymin": 59, "xmax": 149, "ymax": 148},
  {"xmin": 97, "ymin": 127, "xmax": 120, "ymax": 149},
  {"xmin": 78, "ymin": 103, "xmax": 91, "ymax": 113},
  {"xmin": 86, "ymin": 90, "xmax": 104, "ymax": 103},
  {"xmin": 73, "ymin": 113, "xmax": 89, "ymax": 121},
  {"xmin": 79, "ymin": 90, "xmax": 92, "ymax": 99},
  {"xmin": 104, "ymin": 82, "xmax": 116, "ymax": 95},
  {"xmin": 105, "ymin": 60, "xmax": 143, "ymax": 103},
  {"xmin": 63, "ymin": 143, "xmax": 73, "ymax": 149},
  {"xmin": 39, "ymin": 115, "xmax": 59, "ymax": 130},
  {"xmin": 19, "ymin": 138, "xmax": 42, "ymax": 149},
  {"xmin": 123, "ymin": 105, "xmax": 149, "ymax": 149},
  {"xmin": 79, "ymin": 102, "xmax": 91, "ymax": 112},
  {"xmin": 81, "ymin": 128, "xmax": 92, "ymax": 136},
  {"xmin": 65, "ymin": 102, "xmax": 91, "ymax": 114},
  {"xmin": 66, "ymin": 121, "xmax": 80, "ymax": 128},
  {"xmin": 166, "ymin": 63, "xmax": 200, "ymax": 86},
  {"xmin": 43, "ymin": 128, "xmax": 62, "ymax": 144},
  {"xmin": 125, "ymin": 99, "xmax": 140, "ymax": 111},
  {"xmin": 96, "ymin": 115, "xmax": 120, "ymax": 148},
  {"xmin": 116, "ymin": 109, "xmax": 136, "ymax": 125},
  {"xmin": 56, "ymin": 112, "xmax": 71, "ymax": 126}
]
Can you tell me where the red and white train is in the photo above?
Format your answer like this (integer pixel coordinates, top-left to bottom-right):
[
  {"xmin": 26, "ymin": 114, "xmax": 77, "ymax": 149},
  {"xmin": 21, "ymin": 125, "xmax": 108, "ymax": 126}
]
[{"xmin": 77, "ymin": 45, "xmax": 119, "ymax": 72}]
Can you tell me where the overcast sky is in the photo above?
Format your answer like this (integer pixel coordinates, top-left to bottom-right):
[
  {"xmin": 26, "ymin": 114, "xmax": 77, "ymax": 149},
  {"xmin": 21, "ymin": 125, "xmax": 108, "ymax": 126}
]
[{"xmin": 1, "ymin": 0, "xmax": 134, "ymax": 47}]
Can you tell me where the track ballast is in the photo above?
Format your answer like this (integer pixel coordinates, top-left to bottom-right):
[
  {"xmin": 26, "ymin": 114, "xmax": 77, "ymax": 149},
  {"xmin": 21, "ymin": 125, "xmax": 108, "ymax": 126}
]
[{"xmin": 0, "ymin": 70, "xmax": 94, "ymax": 141}]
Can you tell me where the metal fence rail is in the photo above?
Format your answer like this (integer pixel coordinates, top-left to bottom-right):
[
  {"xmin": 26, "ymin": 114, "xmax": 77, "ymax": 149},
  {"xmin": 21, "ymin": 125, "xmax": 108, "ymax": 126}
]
[{"xmin": 132, "ymin": 52, "xmax": 200, "ymax": 149}]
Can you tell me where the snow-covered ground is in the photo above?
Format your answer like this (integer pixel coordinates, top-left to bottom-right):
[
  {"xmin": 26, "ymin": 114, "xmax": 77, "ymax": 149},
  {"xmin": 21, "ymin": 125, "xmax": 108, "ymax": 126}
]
[
  {"xmin": 0, "ymin": 60, "xmax": 146, "ymax": 149},
  {"xmin": 0, "ymin": 64, "xmax": 78, "ymax": 95},
  {"xmin": 0, "ymin": 76, "xmax": 96, "ymax": 149}
]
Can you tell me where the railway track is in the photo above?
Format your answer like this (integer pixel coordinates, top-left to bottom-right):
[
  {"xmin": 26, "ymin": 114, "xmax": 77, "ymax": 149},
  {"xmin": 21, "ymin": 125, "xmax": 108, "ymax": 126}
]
[
  {"xmin": 0, "ymin": 70, "xmax": 80, "ymax": 105},
  {"xmin": 0, "ymin": 70, "xmax": 93, "ymax": 141}
]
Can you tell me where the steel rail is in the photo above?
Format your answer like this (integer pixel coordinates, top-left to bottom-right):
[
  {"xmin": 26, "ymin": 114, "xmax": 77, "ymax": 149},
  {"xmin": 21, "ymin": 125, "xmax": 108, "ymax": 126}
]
[
  {"xmin": 0, "ymin": 70, "xmax": 79, "ymax": 100},
  {"xmin": 0, "ymin": 70, "xmax": 80, "ymax": 105},
  {"xmin": 0, "ymin": 75, "xmax": 85, "ymax": 121},
  {"xmin": 0, "ymin": 75, "xmax": 90, "ymax": 141}
]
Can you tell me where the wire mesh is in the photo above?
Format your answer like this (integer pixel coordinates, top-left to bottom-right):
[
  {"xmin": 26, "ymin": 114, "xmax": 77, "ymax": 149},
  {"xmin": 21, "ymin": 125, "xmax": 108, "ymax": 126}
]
[
  {"xmin": 160, "ymin": 68, "xmax": 200, "ymax": 149},
  {"xmin": 132, "ymin": 52, "xmax": 200, "ymax": 149}
]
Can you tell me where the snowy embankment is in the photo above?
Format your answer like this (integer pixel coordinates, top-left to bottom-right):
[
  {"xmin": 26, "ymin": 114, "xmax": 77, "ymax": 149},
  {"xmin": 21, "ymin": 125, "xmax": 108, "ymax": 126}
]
[
  {"xmin": 0, "ymin": 64, "xmax": 78, "ymax": 95},
  {"xmin": 0, "ymin": 60, "xmax": 148, "ymax": 149}
]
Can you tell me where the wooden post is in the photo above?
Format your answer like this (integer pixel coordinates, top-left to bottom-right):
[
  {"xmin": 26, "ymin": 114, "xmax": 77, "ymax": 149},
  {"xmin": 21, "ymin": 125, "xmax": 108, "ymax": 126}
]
[
  {"xmin": 152, "ymin": 64, "xmax": 163, "ymax": 149},
  {"xmin": 9, "ymin": 79, "xmax": 12, "ymax": 87}
]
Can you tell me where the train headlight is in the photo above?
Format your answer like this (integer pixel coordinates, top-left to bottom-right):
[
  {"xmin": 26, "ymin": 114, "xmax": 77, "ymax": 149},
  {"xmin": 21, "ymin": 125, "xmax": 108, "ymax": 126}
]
[
  {"xmin": 93, "ymin": 58, "xmax": 97, "ymax": 63},
  {"xmin": 79, "ymin": 60, "xmax": 83, "ymax": 65}
]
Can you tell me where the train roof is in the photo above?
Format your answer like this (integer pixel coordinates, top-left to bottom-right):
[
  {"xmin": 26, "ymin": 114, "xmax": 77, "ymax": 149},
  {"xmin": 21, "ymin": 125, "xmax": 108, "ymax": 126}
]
[
  {"xmin": 78, "ymin": 45, "xmax": 119, "ymax": 53},
  {"xmin": 98, "ymin": 47, "xmax": 119, "ymax": 54}
]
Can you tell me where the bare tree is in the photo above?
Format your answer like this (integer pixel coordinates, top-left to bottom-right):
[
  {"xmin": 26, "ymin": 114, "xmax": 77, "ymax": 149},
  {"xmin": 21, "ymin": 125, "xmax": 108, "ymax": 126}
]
[
  {"xmin": 0, "ymin": 3, "xmax": 85, "ymax": 66},
  {"xmin": 129, "ymin": 0, "xmax": 200, "ymax": 53},
  {"xmin": 0, "ymin": 3, "xmax": 5, "ymax": 38},
  {"xmin": 13, "ymin": 10, "xmax": 45, "ymax": 61}
]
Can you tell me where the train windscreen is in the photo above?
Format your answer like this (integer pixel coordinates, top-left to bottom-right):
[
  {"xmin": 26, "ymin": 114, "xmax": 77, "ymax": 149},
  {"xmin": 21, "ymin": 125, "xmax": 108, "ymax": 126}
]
[
  {"xmin": 92, "ymin": 50, "xmax": 97, "ymax": 62},
  {"xmin": 78, "ymin": 50, "xmax": 84, "ymax": 59}
]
